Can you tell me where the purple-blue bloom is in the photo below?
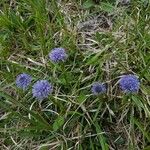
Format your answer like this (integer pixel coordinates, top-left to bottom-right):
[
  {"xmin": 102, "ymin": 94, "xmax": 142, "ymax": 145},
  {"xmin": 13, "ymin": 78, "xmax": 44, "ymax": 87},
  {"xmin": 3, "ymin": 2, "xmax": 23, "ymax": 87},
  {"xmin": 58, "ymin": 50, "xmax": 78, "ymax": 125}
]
[
  {"xmin": 91, "ymin": 82, "xmax": 106, "ymax": 95},
  {"xmin": 32, "ymin": 80, "xmax": 53, "ymax": 100},
  {"xmin": 16, "ymin": 73, "xmax": 32, "ymax": 90},
  {"xmin": 49, "ymin": 48, "xmax": 68, "ymax": 63},
  {"xmin": 119, "ymin": 74, "xmax": 140, "ymax": 93}
]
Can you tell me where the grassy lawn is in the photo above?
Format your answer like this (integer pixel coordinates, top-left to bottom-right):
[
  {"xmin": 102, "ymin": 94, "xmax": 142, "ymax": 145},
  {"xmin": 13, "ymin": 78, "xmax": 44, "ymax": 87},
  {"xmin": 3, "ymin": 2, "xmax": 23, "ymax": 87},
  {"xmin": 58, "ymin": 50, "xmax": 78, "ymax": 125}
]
[{"xmin": 0, "ymin": 0, "xmax": 150, "ymax": 149}]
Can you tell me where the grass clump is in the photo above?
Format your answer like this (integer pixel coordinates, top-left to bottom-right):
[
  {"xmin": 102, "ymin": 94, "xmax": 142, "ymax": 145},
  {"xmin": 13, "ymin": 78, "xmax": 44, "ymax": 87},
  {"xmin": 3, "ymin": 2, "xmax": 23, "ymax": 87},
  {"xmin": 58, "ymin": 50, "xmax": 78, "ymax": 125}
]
[{"xmin": 0, "ymin": 0, "xmax": 150, "ymax": 149}]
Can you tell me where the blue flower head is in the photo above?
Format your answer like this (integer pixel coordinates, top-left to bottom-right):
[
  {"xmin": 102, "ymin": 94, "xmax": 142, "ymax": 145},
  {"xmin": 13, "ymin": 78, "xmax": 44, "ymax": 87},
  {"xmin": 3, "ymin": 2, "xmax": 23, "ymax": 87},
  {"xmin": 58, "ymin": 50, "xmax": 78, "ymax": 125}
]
[
  {"xmin": 119, "ymin": 74, "xmax": 140, "ymax": 93},
  {"xmin": 49, "ymin": 48, "xmax": 68, "ymax": 63},
  {"xmin": 32, "ymin": 80, "xmax": 53, "ymax": 100},
  {"xmin": 91, "ymin": 82, "xmax": 106, "ymax": 95},
  {"xmin": 16, "ymin": 73, "xmax": 32, "ymax": 90}
]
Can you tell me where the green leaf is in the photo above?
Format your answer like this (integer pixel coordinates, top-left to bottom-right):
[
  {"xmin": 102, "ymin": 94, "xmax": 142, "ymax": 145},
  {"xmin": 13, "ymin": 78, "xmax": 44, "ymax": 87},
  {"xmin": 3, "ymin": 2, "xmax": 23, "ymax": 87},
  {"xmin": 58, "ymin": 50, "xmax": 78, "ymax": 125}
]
[
  {"xmin": 94, "ymin": 121, "xmax": 109, "ymax": 150},
  {"xmin": 0, "ymin": 91, "xmax": 51, "ymax": 130},
  {"xmin": 83, "ymin": 0, "xmax": 95, "ymax": 9},
  {"xmin": 100, "ymin": 2, "xmax": 114, "ymax": 13},
  {"xmin": 77, "ymin": 93, "xmax": 86, "ymax": 104},
  {"xmin": 143, "ymin": 146, "xmax": 150, "ymax": 150},
  {"xmin": 131, "ymin": 95, "xmax": 144, "ymax": 111},
  {"xmin": 53, "ymin": 116, "xmax": 64, "ymax": 131},
  {"xmin": 133, "ymin": 117, "xmax": 150, "ymax": 142},
  {"xmin": 86, "ymin": 44, "xmax": 113, "ymax": 65}
]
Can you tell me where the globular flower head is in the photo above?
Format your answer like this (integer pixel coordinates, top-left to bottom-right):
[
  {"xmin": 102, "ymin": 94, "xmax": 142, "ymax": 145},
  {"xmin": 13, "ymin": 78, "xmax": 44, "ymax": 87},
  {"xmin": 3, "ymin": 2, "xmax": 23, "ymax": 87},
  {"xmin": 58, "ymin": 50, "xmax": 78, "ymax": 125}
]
[
  {"xmin": 119, "ymin": 74, "xmax": 140, "ymax": 93},
  {"xmin": 16, "ymin": 73, "xmax": 32, "ymax": 90},
  {"xmin": 48, "ymin": 47, "xmax": 68, "ymax": 63},
  {"xmin": 32, "ymin": 80, "xmax": 53, "ymax": 100},
  {"xmin": 91, "ymin": 82, "xmax": 106, "ymax": 95}
]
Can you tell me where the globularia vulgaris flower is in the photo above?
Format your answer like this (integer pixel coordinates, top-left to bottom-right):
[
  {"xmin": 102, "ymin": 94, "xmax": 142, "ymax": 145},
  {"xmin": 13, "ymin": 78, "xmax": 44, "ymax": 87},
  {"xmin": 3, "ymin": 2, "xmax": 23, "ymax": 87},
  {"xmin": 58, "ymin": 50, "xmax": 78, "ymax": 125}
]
[
  {"xmin": 32, "ymin": 80, "xmax": 53, "ymax": 100},
  {"xmin": 49, "ymin": 48, "xmax": 68, "ymax": 63},
  {"xmin": 119, "ymin": 74, "xmax": 140, "ymax": 93},
  {"xmin": 91, "ymin": 82, "xmax": 106, "ymax": 95},
  {"xmin": 16, "ymin": 73, "xmax": 32, "ymax": 90}
]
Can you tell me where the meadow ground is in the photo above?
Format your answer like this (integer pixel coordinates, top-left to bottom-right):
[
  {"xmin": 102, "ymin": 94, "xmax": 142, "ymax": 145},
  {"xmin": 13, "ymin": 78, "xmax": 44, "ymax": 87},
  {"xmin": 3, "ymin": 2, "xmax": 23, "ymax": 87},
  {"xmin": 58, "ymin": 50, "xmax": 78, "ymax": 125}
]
[{"xmin": 0, "ymin": 0, "xmax": 150, "ymax": 150}]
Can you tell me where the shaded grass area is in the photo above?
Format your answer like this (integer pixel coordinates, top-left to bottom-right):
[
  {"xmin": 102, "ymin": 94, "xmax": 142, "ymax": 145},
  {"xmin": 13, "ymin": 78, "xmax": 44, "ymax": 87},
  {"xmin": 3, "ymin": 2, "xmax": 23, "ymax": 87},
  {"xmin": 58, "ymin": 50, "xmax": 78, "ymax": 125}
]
[{"xmin": 0, "ymin": 0, "xmax": 150, "ymax": 149}]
